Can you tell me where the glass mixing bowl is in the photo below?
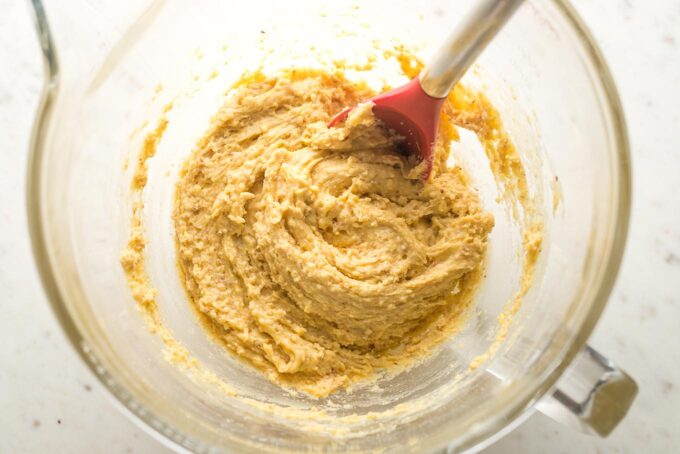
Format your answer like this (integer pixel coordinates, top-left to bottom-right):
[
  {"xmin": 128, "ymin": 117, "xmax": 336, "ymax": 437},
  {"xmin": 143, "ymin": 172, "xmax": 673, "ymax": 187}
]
[{"xmin": 27, "ymin": 0, "xmax": 636, "ymax": 452}]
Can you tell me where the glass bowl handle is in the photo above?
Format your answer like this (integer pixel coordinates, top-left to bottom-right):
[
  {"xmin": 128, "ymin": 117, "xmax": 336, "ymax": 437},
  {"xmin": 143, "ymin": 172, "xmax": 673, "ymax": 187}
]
[{"xmin": 536, "ymin": 345, "xmax": 638, "ymax": 437}]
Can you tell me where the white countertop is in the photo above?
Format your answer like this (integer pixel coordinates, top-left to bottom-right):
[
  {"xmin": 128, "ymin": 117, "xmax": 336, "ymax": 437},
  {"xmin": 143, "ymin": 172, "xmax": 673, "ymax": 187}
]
[{"xmin": 1, "ymin": 0, "xmax": 679, "ymax": 452}]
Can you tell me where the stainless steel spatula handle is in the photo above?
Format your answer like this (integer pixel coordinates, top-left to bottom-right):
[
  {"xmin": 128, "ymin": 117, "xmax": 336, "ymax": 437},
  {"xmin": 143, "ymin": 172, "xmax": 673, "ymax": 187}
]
[{"xmin": 419, "ymin": 0, "xmax": 525, "ymax": 98}]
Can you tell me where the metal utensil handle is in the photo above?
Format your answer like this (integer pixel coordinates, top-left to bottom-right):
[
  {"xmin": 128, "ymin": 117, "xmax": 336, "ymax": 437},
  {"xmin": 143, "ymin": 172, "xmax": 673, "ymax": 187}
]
[{"xmin": 419, "ymin": 0, "xmax": 525, "ymax": 98}]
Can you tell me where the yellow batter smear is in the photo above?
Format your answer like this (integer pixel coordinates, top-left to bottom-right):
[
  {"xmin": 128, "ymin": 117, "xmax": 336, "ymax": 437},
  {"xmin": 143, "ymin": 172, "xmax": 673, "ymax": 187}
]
[{"xmin": 173, "ymin": 69, "xmax": 493, "ymax": 397}]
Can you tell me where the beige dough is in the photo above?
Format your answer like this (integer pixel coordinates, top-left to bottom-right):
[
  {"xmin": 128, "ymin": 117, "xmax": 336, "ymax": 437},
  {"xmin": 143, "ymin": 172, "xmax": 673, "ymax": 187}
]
[{"xmin": 173, "ymin": 70, "xmax": 494, "ymax": 397}]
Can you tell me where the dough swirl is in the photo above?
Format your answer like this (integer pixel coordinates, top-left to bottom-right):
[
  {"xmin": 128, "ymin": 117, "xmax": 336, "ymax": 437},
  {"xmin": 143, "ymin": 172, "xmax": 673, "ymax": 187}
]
[{"xmin": 174, "ymin": 71, "xmax": 493, "ymax": 396}]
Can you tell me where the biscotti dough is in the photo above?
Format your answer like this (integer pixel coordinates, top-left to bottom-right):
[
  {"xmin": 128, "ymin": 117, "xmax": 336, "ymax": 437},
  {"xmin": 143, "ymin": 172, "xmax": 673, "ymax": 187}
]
[{"xmin": 172, "ymin": 70, "xmax": 494, "ymax": 396}]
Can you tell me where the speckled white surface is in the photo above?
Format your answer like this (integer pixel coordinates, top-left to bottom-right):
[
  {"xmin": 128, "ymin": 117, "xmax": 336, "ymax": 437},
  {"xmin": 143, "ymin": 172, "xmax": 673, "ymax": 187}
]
[{"xmin": 1, "ymin": 0, "xmax": 679, "ymax": 452}]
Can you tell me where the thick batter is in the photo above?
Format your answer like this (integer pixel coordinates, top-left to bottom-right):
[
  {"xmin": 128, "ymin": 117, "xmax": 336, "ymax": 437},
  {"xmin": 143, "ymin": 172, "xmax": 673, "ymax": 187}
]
[{"xmin": 173, "ymin": 70, "xmax": 494, "ymax": 396}]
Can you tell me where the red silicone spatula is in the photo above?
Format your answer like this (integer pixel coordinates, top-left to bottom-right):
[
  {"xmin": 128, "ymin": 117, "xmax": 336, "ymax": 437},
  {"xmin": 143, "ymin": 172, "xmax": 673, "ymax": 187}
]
[{"xmin": 329, "ymin": 0, "xmax": 524, "ymax": 179}]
